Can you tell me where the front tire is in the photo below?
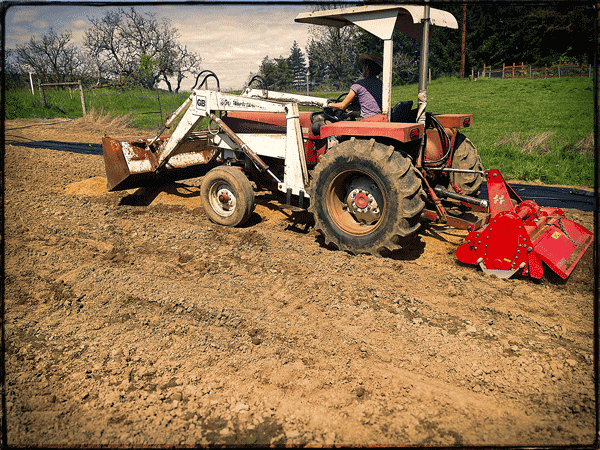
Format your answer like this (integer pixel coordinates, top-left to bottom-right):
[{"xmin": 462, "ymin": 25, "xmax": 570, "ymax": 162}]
[
  {"xmin": 308, "ymin": 138, "xmax": 426, "ymax": 255},
  {"xmin": 200, "ymin": 166, "xmax": 255, "ymax": 227}
]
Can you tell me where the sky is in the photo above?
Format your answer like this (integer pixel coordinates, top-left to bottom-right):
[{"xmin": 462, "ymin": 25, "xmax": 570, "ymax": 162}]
[{"xmin": 5, "ymin": 2, "xmax": 317, "ymax": 91}]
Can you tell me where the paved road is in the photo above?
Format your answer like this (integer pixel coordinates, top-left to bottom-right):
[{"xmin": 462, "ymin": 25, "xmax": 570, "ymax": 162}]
[{"xmin": 481, "ymin": 182, "xmax": 596, "ymax": 212}]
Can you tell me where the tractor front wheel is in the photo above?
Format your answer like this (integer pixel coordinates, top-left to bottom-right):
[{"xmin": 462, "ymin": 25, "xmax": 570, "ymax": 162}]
[
  {"xmin": 308, "ymin": 138, "xmax": 426, "ymax": 256},
  {"xmin": 200, "ymin": 166, "xmax": 255, "ymax": 226}
]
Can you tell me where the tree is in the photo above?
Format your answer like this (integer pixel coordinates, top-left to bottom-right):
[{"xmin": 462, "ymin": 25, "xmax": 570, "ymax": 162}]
[
  {"xmin": 307, "ymin": 23, "xmax": 359, "ymax": 90},
  {"xmin": 256, "ymin": 55, "xmax": 292, "ymax": 90},
  {"xmin": 159, "ymin": 44, "xmax": 202, "ymax": 93},
  {"xmin": 14, "ymin": 28, "xmax": 84, "ymax": 83},
  {"xmin": 457, "ymin": 3, "xmax": 595, "ymax": 72},
  {"xmin": 306, "ymin": 38, "xmax": 329, "ymax": 89},
  {"xmin": 303, "ymin": 2, "xmax": 361, "ymax": 91},
  {"xmin": 84, "ymin": 7, "xmax": 201, "ymax": 89},
  {"xmin": 287, "ymin": 41, "xmax": 307, "ymax": 90}
]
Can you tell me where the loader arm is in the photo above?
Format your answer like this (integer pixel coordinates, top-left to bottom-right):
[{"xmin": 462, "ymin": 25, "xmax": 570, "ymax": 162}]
[
  {"xmin": 155, "ymin": 89, "xmax": 310, "ymax": 196},
  {"xmin": 240, "ymin": 88, "xmax": 330, "ymax": 109}
]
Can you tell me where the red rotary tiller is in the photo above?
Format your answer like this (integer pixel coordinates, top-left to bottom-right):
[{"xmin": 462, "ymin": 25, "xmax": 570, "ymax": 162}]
[{"xmin": 455, "ymin": 169, "xmax": 593, "ymax": 279}]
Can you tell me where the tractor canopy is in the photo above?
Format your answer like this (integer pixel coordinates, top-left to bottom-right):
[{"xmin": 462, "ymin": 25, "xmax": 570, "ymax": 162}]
[
  {"xmin": 294, "ymin": 4, "xmax": 457, "ymax": 41},
  {"xmin": 295, "ymin": 4, "xmax": 458, "ymax": 122}
]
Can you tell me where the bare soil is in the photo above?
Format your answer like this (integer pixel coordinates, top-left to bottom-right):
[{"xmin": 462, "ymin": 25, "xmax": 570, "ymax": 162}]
[{"xmin": 4, "ymin": 118, "xmax": 596, "ymax": 447}]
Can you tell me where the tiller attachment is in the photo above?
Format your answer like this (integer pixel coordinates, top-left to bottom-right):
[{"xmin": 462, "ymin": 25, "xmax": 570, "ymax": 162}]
[{"xmin": 456, "ymin": 169, "xmax": 593, "ymax": 279}]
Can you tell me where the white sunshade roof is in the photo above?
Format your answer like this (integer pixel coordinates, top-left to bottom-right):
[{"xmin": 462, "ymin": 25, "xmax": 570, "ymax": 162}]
[{"xmin": 295, "ymin": 4, "xmax": 458, "ymax": 41}]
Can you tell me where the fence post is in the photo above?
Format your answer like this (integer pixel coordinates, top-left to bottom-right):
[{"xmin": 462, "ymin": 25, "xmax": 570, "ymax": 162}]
[
  {"xmin": 78, "ymin": 80, "xmax": 87, "ymax": 115},
  {"xmin": 38, "ymin": 79, "xmax": 45, "ymax": 105},
  {"xmin": 29, "ymin": 72, "xmax": 35, "ymax": 95},
  {"xmin": 529, "ymin": 65, "xmax": 532, "ymax": 78},
  {"xmin": 306, "ymin": 72, "xmax": 309, "ymax": 96},
  {"xmin": 558, "ymin": 63, "xmax": 561, "ymax": 78},
  {"xmin": 502, "ymin": 63, "xmax": 505, "ymax": 79},
  {"xmin": 544, "ymin": 65, "xmax": 548, "ymax": 78}
]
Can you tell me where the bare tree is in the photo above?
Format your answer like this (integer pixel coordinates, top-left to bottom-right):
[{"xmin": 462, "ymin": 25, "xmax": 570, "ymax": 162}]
[
  {"xmin": 84, "ymin": 7, "xmax": 201, "ymax": 89},
  {"xmin": 159, "ymin": 44, "xmax": 202, "ymax": 93},
  {"xmin": 14, "ymin": 28, "xmax": 83, "ymax": 83},
  {"xmin": 305, "ymin": 3, "xmax": 360, "ymax": 90}
]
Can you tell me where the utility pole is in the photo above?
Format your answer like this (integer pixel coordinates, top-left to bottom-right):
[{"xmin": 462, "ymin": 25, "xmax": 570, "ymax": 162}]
[{"xmin": 460, "ymin": 1, "xmax": 466, "ymax": 78}]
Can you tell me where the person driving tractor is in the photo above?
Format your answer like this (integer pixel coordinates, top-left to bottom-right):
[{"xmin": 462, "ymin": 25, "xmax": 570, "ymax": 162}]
[{"xmin": 328, "ymin": 53, "xmax": 383, "ymax": 119}]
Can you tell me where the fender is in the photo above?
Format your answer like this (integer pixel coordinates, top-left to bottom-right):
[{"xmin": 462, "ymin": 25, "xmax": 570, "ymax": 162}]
[{"xmin": 319, "ymin": 121, "xmax": 423, "ymax": 144}]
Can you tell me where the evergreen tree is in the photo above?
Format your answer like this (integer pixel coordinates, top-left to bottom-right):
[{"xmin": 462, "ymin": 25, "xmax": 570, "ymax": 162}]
[
  {"xmin": 287, "ymin": 41, "xmax": 307, "ymax": 90},
  {"xmin": 257, "ymin": 55, "xmax": 291, "ymax": 91}
]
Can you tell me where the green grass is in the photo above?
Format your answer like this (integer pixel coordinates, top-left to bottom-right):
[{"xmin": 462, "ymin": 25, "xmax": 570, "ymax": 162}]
[
  {"xmin": 5, "ymin": 77, "xmax": 595, "ymax": 187},
  {"xmin": 393, "ymin": 77, "xmax": 594, "ymax": 187},
  {"xmin": 5, "ymin": 87, "xmax": 191, "ymax": 131}
]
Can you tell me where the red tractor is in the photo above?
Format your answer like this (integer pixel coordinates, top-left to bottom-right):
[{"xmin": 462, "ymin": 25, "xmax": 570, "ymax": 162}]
[{"xmin": 102, "ymin": 4, "xmax": 592, "ymax": 279}]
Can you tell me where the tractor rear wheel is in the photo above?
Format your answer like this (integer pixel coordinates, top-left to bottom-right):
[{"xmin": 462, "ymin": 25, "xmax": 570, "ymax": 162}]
[
  {"xmin": 200, "ymin": 166, "xmax": 255, "ymax": 226},
  {"xmin": 449, "ymin": 132, "xmax": 484, "ymax": 196},
  {"xmin": 308, "ymin": 138, "xmax": 425, "ymax": 256}
]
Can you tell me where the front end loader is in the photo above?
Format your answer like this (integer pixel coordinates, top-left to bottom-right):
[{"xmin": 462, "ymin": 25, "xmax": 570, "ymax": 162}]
[{"xmin": 101, "ymin": 4, "xmax": 592, "ymax": 280}]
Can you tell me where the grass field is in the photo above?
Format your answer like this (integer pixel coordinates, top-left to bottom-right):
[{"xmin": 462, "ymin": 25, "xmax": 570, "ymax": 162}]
[{"xmin": 5, "ymin": 77, "xmax": 595, "ymax": 187}]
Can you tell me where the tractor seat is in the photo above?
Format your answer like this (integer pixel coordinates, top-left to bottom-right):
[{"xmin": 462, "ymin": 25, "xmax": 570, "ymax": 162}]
[{"xmin": 391, "ymin": 100, "xmax": 416, "ymax": 123}]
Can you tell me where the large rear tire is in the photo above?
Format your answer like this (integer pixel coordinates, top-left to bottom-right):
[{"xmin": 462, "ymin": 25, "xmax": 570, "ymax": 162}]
[
  {"xmin": 200, "ymin": 166, "xmax": 255, "ymax": 227},
  {"xmin": 308, "ymin": 138, "xmax": 426, "ymax": 256},
  {"xmin": 449, "ymin": 132, "xmax": 484, "ymax": 196}
]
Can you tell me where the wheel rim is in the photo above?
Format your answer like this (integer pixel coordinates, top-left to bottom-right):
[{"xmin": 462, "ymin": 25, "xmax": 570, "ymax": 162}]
[
  {"xmin": 326, "ymin": 170, "xmax": 385, "ymax": 236},
  {"xmin": 208, "ymin": 181, "xmax": 237, "ymax": 218}
]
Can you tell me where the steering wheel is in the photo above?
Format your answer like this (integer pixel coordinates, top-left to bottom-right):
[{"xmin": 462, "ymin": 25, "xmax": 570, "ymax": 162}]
[
  {"xmin": 322, "ymin": 93, "xmax": 358, "ymax": 122},
  {"xmin": 311, "ymin": 93, "xmax": 359, "ymax": 135}
]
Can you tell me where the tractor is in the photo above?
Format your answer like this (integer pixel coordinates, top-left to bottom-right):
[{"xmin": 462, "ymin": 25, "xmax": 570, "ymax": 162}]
[{"xmin": 101, "ymin": 4, "xmax": 592, "ymax": 279}]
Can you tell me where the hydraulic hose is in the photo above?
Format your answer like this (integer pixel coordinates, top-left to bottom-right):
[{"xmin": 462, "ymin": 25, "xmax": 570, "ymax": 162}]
[{"xmin": 192, "ymin": 70, "xmax": 220, "ymax": 91}]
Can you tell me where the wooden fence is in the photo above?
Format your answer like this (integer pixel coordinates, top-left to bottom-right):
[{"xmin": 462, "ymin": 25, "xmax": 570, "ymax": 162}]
[
  {"xmin": 478, "ymin": 62, "xmax": 593, "ymax": 79},
  {"xmin": 37, "ymin": 80, "xmax": 87, "ymax": 115}
]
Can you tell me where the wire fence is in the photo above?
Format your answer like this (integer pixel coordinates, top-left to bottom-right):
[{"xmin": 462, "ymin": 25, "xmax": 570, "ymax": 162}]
[
  {"xmin": 476, "ymin": 62, "xmax": 594, "ymax": 80},
  {"xmin": 7, "ymin": 79, "xmax": 192, "ymax": 131}
]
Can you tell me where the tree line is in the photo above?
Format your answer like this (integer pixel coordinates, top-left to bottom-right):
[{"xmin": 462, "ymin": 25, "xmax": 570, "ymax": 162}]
[
  {"xmin": 251, "ymin": 2, "xmax": 596, "ymax": 92},
  {"xmin": 6, "ymin": 7, "xmax": 201, "ymax": 92},
  {"xmin": 6, "ymin": 3, "xmax": 596, "ymax": 93}
]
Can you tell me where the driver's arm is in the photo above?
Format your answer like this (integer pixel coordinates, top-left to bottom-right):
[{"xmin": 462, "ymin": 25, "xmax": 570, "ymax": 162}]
[{"xmin": 328, "ymin": 89, "xmax": 356, "ymax": 110}]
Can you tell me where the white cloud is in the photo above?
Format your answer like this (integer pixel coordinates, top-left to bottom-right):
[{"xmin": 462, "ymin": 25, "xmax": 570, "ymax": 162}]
[
  {"xmin": 5, "ymin": 3, "xmax": 315, "ymax": 91},
  {"xmin": 6, "ymin": 26, "xmax": 31, "ymax": 47},
  {"xmin": 71, "ymin": 19, "xmax": 87, "ymax": 29},
  {"xmin": 31, "ymin": 20, "xmax": 48, "ymax": 29},
  {"xmin": 11, "ymin": 8, "xmax": 39, "ymax": 23}
]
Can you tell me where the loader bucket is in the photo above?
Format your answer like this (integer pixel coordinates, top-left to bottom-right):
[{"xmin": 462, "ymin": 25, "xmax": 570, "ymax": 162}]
[
  {"xmin": 102, "ymin": 133, "xmax": 218, "ymax": 191},
  {"xmin": 456, "ymin": 169, "xmax": 593, "ymax": 279}
]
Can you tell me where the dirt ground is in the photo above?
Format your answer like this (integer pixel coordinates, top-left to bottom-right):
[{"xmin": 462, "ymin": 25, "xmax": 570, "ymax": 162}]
[{"xmin": 4, "ymin": 117, "xmax": 597, "ymax": 447}]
